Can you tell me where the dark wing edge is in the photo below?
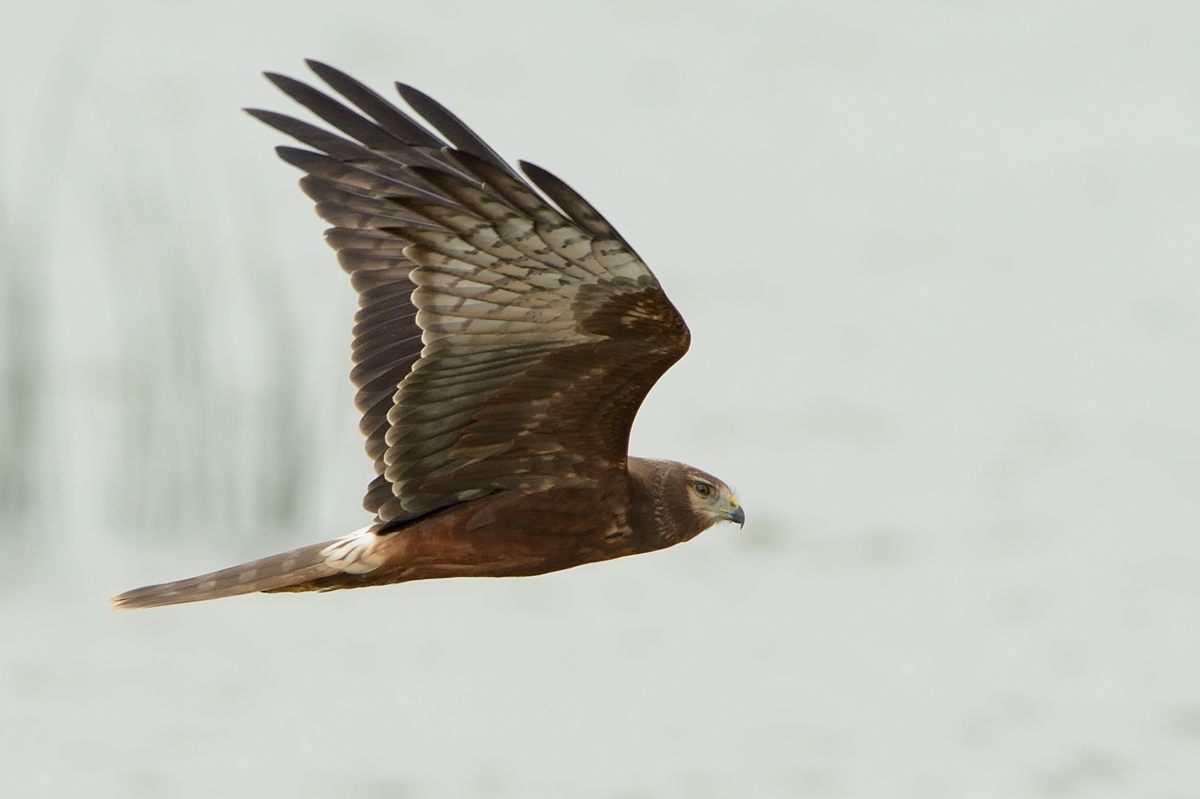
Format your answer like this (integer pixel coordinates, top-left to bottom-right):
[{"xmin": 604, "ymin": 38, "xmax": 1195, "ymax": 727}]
[{"xmin": 252, "ymin": 61, "xmax": 690, "ymax": 523}]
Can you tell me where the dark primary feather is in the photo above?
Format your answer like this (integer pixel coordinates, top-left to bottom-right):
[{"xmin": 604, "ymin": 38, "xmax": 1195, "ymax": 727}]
[
  {"xmin": 395, "ymin": 82, "xmax": 520, "ymax": 179},
  {"xmin": 306, "ymin": 61, "xmax": 445, "ymax": 150},
  {"xmin": 519, "ymin": 160, "xmax": 630, "ymax": 246},
  {"xmin": 265, "ymin": 72, "xmax": 436, "ymax": 169},
  {"xmin": 257, "ymin": 63, "xmax": 691, "ymax": 524}
]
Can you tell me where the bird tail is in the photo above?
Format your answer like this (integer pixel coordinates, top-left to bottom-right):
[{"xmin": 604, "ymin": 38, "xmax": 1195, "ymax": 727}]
[{"xmin": 111, "ymin": 537, "xmax": 349, "ymax": 610}]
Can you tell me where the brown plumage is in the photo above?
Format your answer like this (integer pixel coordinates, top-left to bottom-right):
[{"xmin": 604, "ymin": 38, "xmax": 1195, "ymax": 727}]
[{"xmin": 111, "ymin": 62, "xmax": 743, "ymax": 610}]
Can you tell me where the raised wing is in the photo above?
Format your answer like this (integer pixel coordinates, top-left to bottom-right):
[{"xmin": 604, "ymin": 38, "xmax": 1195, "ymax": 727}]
[{"xmin": 251, "ymin": 62, "xmax": 690, "ymax": 524}]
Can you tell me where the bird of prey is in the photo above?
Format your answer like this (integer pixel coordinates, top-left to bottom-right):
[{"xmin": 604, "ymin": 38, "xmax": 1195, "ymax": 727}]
[{"xmin": 112, "ymin": 62, "xmax": 743, "ymax": 610}]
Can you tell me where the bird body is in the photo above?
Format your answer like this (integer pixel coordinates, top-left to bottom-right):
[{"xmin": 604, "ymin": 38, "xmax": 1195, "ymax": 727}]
[
  {"xmin": 113, "ymin": 459, "xmax": 738, "ymax": 608},
  {"xmin": 112, "ymin": 63, "xmax": 742, "ymax": 610}
]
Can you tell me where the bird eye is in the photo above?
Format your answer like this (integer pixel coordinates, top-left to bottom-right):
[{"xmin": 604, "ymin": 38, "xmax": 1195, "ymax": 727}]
[{"xmin": 693, "ymin": 481, "xmax": 713, "ymax": 497}]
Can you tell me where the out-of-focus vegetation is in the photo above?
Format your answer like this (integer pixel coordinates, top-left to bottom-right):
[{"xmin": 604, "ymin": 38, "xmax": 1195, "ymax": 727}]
[
  {"xmin": 0, "ymin": 68, "xmax": 68, "ymax": 528},
  {"xmin": 96, "ymin": 165, "xmax": 318, "ymax": 533},
  {"xmin": 0, "ymin": 86, "xmax": 321, "ymax": 537},
  {"xmin": 0, "ymin": 197, "xmax": 46, "ymax": 524}
]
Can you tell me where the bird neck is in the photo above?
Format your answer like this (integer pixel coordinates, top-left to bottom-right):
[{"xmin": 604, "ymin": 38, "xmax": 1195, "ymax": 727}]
[{"xmin": 626, "ymin": 456, "xmax": 690, "ymax": 549}]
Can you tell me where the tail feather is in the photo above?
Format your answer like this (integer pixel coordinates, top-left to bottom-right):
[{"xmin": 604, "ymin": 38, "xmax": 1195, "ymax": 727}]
[{"xmin": 111, "ymin": 539, "xmax": 344, "ymax": 610}]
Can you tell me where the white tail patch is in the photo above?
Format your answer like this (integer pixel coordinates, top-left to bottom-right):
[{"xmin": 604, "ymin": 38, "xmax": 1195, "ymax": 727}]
[{"xmin": 320, "ymin": 526, "xmax": 387, "ymax": 574}]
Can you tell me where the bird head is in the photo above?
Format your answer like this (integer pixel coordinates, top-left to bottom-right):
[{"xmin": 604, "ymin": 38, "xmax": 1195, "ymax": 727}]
[
  {"xmin": 681, "ymin": 467, "xmax": 744, "ymax": 530},
  {"xmin": 627, "ymin": 457, "xmax": 744, "ymax": 544}
]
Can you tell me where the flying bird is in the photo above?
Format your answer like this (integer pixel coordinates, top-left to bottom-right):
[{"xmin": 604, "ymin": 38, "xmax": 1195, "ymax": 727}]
[{"xmin": 112, "ymin": 61, "xmax": 743, "ymax": 609}]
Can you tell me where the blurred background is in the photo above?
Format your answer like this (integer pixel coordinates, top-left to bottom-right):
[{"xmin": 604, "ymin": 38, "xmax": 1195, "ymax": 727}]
[{"xmin": 1, "ymin": 1, "xmax": 1198, "ymax": 796}]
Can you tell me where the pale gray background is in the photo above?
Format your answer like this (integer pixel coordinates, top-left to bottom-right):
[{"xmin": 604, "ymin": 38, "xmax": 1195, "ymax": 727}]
[{"xmin": 1, "ymin": 1, "xmax": 1198, "ymax": 797}]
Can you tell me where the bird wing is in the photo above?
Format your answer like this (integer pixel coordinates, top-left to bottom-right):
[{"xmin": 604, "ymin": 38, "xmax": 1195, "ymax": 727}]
[{"xmin": 251, "ymin": 62, "xmax": 690, "ymax": 524}]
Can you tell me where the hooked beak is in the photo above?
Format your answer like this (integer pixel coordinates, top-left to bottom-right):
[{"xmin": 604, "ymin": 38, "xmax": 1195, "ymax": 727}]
[{"xmin": 727, "ymin": 505, "xmax": 745, "ymax": 529}]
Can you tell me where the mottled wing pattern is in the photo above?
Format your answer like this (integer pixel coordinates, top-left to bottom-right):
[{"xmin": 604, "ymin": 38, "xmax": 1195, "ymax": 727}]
[{"xmin": 252, "ymin": 62, "xmax": 690, "ymax": 524}]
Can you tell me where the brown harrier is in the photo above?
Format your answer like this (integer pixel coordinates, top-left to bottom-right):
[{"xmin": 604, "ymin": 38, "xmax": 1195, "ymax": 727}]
[{"xmin": 112, "ymin": 62, "xmax": 743, "ymax": 610}]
